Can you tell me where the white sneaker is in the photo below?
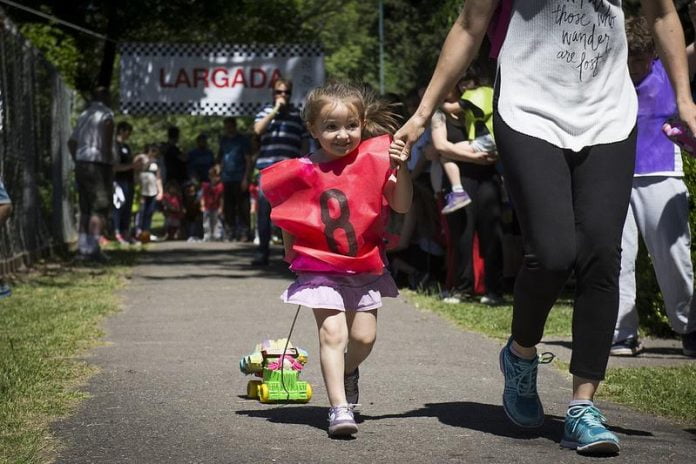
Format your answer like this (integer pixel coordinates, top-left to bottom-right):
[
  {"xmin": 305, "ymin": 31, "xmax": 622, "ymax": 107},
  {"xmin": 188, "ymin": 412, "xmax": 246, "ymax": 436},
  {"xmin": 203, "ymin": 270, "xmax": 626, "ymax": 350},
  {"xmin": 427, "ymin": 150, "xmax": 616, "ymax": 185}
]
[
  {"xmin": 328, "ymin": 405, "xmax": 358, "ymax": 437},
  {"xmin": 480, "ymin": 294, "xmax": 504, "ymax": 306}
]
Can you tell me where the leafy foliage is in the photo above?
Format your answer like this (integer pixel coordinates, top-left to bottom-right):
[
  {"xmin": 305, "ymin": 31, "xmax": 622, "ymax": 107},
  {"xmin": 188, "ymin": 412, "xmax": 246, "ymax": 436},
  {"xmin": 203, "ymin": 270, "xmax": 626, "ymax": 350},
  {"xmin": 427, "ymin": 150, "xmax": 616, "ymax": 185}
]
[
  {"xmin": 18, "ymin": 23, "xmax": 80, "ymax": 88},
  {"xmin": 5, "ymin": 0, "xmax": 464, "ymax": 97}
]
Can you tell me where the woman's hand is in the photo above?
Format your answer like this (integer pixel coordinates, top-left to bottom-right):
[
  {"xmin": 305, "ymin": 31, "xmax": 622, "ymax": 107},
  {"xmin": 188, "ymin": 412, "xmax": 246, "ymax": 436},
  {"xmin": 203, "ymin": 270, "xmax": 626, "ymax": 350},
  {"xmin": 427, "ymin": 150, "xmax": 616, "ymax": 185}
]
[
  {"xmin": 467, "ymin": 151, "xmax": 498, "ymax": 165},
  {"xmin": 393, "ymin": 115, "xmax": 428, "ymax": 161}
]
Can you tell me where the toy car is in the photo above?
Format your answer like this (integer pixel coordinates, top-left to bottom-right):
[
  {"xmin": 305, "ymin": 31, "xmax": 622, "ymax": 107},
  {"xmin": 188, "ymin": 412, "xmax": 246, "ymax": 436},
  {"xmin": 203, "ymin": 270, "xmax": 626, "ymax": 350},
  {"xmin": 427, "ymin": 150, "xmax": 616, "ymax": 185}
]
[{"xmin": 239, "ymin": 338, "xmax": 312, "ymax": 403}]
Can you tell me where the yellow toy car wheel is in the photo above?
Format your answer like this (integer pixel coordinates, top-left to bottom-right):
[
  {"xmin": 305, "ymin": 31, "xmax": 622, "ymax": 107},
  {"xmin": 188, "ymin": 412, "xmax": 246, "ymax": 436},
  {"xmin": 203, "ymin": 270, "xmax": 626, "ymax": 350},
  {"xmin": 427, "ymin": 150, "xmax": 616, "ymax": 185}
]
[
  {"xmin": 247, "ymin": 380, "xmax": 262, "ymax": 399},
  {"xmin": 305, "ymin": 383, "xmax": 312, "ymax": 402},
  {"xmin": 258, "ymin": 383, "xmax": 270, "ymax": 403}
]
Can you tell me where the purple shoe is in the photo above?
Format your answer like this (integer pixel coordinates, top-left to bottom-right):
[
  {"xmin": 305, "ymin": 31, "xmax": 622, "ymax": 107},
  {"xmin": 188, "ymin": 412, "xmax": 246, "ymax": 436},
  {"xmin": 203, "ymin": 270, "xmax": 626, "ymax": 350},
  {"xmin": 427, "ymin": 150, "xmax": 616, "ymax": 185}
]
[{"xmin": 441, "ymin": 191, "xmax": 472, "ymax": 214}]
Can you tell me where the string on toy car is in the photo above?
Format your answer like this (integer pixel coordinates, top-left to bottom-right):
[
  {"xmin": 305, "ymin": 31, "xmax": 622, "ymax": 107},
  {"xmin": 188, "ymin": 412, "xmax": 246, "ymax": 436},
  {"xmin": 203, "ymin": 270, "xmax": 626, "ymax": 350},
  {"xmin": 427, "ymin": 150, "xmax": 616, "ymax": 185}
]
[{"xmin": 279, "ymin": 305, "xmax": 302, "ymax": 399}]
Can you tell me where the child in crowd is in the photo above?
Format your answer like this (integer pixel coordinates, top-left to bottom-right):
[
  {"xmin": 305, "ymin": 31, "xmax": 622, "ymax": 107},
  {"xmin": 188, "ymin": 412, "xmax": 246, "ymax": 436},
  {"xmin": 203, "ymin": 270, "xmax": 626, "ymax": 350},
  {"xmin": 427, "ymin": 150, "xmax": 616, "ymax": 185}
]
[
  {"xmin": 182, "ymin": 181, "xmax": 203, "ymax": 241},
  {"xmin": 260, "ymin": 82, "xmax": 412, "ymax": 437},
  {"xmin": 200, "ymin": 165, "xmax": 224, "ymax": 241},
  {"xmin": 0, "ymin": 179, "xmax": 13, "ymax": 299},
  {"xmin": 161, "ymin": 180, "xmax": 184, "ymax": 240},
  {"xmin": 134, "ymin": 144, "xmax": 163, "ymax": 243},
  {"xmin": 439, "ymin": 74, "xmax": 497, "ymax": 214}
]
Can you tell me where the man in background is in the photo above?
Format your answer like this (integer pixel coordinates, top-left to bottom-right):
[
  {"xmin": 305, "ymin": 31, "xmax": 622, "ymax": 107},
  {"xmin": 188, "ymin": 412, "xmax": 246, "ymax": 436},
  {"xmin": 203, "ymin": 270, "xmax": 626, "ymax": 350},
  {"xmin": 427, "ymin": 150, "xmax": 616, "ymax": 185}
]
[
  {"xmin": 219, "ymin": 117, "xmax": 253, "ymax": 241},
  {"xmin": 68, "ymin": 86, "xmax": 114, "ymax": 262},
  {"xmin": 252, "ymin": 78, "xmax": 309, "ymax": 265}
]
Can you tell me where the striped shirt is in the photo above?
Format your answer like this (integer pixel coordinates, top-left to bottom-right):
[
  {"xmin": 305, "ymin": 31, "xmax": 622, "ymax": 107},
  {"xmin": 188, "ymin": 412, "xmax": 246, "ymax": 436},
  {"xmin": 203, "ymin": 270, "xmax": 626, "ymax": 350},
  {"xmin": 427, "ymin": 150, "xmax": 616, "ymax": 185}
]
[{"xmin": 254, "ymin": 104, "xmax": 308, "ymax": 169}]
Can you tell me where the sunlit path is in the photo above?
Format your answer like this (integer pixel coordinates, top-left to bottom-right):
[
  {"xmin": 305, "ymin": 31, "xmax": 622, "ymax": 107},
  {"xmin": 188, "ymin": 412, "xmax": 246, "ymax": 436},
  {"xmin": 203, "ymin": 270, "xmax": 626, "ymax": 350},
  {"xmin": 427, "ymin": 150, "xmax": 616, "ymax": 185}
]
[{"xmin": 53, "ymin": 241, "xmax": 696, "ymax": 464}]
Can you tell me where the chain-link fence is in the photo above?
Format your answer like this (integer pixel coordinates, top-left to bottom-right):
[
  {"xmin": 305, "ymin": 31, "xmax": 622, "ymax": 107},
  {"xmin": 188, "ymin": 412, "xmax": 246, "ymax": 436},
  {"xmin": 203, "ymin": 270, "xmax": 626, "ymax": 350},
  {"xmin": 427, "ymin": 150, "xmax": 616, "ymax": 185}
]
[{"xmin": 0, "ymin": 10, "xmax": 76, "ymax": 277}]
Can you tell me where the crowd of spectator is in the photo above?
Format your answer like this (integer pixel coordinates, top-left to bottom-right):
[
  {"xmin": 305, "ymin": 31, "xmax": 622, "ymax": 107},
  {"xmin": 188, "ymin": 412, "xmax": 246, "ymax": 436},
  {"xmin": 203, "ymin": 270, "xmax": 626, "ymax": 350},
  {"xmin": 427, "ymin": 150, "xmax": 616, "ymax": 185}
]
[
  {"xmin": 67, "ymin": 75, "xmax": 518, "ymax": 309},
  {"xmin": 70, "ymin": 106, "xmax": 257, "ymax": 251},
  {"xmin": 61, "ymin": 20, "xmax": 696, "ymax": 361}
]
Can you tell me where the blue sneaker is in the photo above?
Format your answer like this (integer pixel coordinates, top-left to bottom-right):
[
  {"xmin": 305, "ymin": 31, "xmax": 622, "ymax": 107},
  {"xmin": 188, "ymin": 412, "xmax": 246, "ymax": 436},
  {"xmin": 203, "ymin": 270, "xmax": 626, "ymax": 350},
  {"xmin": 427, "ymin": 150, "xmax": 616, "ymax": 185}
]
[
  {"xmin": 560, "ymin": 404, "xmax": 620, "ymax": 454},
  {"xmin": 499, "ymin": 337, "xmax": 554, "ymax": 428}
]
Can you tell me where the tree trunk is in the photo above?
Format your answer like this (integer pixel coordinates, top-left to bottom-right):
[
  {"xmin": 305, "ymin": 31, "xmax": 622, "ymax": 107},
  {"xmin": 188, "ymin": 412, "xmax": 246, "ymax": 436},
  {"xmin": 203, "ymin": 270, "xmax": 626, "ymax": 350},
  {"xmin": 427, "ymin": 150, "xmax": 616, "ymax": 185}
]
[{"xmin": 96, "ymin": 0, "xmax": 118, "ymax": 89}]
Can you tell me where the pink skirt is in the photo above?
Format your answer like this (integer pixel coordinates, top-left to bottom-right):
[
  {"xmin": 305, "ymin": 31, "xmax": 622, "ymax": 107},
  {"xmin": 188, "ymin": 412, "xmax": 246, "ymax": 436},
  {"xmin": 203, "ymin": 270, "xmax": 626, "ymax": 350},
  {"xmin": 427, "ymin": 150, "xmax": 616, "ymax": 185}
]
[{"xmin": 281, "ymin": 271, "xmax": 399, "ymax": 311}]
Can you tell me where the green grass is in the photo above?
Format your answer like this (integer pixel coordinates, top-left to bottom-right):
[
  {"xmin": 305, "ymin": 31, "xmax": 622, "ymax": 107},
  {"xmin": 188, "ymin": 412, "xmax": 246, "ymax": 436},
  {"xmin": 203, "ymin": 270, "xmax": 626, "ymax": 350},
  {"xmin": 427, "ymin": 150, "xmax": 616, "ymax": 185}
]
[
  {"xmin": 404, "ymin": 289, "xmax": 696, "ymax": 427},
  {"xmin": 0, "ymin": 251, "xmax": 137, "ymax": 464},
  {"xmin": 403, "ymin": 289, "xmax": 573, "ymax": 339},
  {"xmin": 599, "ymin": 366, "xmax": 696, "ymax": 425}
]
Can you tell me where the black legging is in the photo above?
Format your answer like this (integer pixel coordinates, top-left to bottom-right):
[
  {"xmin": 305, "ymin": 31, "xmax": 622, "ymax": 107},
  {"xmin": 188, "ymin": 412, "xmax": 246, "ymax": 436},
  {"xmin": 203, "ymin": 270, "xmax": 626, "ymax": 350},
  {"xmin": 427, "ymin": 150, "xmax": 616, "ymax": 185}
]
[
  {"xmin": 223, "ymin": 181, "xmax": 251, "ymax": 239},
  {"xmin": 445, "ymin": 173, "xmax": 504, "ymax": 296},
  {"xmin": 442, "ymin": 116, "xmax": 504, "ymax": 296},
  {"xmin": 494, "ymin": 113, "xmax": 636, "ymax": 381}
]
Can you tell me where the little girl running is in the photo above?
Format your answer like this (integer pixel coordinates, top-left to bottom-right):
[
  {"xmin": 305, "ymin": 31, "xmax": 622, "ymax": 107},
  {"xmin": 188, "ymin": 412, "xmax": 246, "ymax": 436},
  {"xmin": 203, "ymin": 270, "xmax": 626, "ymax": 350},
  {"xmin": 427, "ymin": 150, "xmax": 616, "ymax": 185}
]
[{"xmin": 260, "ymin": 81, "xmax": 412, "ymax": 438}]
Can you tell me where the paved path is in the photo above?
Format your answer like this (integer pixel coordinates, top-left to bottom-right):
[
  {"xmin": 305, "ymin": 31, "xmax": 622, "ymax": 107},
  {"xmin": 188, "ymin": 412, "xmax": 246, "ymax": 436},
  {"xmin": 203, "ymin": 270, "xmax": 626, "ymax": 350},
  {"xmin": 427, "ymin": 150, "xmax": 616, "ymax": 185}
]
[{"xmin": 53, "ymin": 242, "xmax": 696, "ymax": 463}]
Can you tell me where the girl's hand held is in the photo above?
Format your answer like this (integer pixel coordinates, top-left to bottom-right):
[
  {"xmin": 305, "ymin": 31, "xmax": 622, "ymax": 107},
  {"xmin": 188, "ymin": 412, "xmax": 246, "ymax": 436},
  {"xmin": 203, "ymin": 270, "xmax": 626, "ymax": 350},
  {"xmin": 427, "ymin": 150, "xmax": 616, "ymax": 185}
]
[{"xmin": 389, "ymin": 139, "xmax": 409, "ymax": 167}]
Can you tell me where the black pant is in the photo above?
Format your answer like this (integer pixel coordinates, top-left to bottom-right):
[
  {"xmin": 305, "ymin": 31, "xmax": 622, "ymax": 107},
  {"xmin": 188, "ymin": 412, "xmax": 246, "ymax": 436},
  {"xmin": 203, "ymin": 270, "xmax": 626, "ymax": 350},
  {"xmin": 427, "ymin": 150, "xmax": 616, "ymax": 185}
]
[
  {"xmin": 112, "ymin": 179, "xmax": 134, "ymax": 236},
  {"xmin": 494, "ymin": 113, "xmax": 636, "ymax": 381},
  {"xmin": 223, "ymin": 181, "xmax": 250, "ymax": 239},
  {"xmin": 445, "ymin": 174, "xmax": 504, "ymax": 296},
  {"xmin": 256, "ymin": 188, "xmax": 271, "ymax": 255}
]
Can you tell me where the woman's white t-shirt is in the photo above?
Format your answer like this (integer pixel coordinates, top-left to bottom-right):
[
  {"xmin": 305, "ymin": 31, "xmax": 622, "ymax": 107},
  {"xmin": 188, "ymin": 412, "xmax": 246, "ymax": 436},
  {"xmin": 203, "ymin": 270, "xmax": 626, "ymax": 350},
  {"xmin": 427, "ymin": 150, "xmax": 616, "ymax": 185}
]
[
  {"xmin": 496, "ymin": 0, "xmax": 637, "ymax": 151},
  {"xmin": 140, "ymin": 161, "xmax": 159, "ymax": 197}
]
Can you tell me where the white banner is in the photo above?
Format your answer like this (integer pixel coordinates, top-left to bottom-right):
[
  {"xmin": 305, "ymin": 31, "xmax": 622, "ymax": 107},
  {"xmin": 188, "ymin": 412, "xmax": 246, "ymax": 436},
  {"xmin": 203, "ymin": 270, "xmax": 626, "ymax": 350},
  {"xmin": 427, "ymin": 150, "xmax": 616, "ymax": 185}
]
[{"xmin": 119, "ymin": 43, "xmax": 325, "ymax": 116}]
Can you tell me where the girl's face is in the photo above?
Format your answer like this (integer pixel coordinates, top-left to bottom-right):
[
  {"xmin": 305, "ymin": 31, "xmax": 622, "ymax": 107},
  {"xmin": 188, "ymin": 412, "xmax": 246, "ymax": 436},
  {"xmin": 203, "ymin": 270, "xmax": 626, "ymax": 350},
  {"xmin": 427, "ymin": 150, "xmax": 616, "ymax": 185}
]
[{"xmin": 309, "ymin": 101, "xmax": 362, "ymax": 160}]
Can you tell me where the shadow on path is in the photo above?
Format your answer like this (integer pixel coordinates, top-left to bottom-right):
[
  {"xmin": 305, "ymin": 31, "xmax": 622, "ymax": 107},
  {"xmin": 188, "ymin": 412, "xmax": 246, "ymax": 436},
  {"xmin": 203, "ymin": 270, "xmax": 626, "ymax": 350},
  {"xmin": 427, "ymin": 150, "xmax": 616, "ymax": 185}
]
[
  {"xmin": 237, "ymin": 401, "xmax": 652, "ymax": 445},
  {"xmin": 132, "ymin": 244, "xmax": 294, "ymax": 281},
  {"xmin": 236, "ymin": 405, "xmax": 328, "ymax": 432}
]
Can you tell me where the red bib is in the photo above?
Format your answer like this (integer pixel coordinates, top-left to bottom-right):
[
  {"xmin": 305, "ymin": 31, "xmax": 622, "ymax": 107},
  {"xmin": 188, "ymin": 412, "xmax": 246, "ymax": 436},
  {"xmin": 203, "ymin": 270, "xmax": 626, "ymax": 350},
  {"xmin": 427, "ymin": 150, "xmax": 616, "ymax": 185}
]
[{"xmin": 261, "ymin": 135, "xmax": 393, "ymax": 274}]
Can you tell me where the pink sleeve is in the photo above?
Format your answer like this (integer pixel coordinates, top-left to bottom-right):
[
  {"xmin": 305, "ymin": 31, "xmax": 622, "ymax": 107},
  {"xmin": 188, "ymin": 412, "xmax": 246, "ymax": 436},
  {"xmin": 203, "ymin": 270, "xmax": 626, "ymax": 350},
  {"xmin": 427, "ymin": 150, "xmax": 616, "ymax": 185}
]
[{"xmin": 487, "ymin": 0, "xmax": 512, "ymax": 60}]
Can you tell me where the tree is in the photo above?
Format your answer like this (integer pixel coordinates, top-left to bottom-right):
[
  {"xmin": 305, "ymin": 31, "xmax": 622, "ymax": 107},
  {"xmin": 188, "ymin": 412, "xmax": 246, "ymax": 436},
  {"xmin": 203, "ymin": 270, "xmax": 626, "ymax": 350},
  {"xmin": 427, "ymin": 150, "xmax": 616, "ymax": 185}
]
[{"xmin": 5, "ymin": 0, "xmax": 465, "ymax": 98}]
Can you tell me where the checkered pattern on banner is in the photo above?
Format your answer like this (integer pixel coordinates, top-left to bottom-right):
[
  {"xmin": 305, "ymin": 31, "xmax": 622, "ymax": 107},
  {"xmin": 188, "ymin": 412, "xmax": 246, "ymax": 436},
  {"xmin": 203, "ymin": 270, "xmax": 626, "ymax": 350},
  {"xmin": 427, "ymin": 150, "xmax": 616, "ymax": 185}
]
[
  {"xmin": 120, "ymin": 100, "xmax": 304, "ymax": 116},
  {"xmin": 119, "ymin": 43, "xmax": 323, "ymax": 58}
]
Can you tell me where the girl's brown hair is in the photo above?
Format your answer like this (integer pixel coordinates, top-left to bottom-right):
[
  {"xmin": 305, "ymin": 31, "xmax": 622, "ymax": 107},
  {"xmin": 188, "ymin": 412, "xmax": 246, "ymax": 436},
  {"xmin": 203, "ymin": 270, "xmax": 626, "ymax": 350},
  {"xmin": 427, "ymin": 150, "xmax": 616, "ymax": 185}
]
[{"xmin": 302, "ymin": 81, "xmax": 401, "ymax": 139}]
